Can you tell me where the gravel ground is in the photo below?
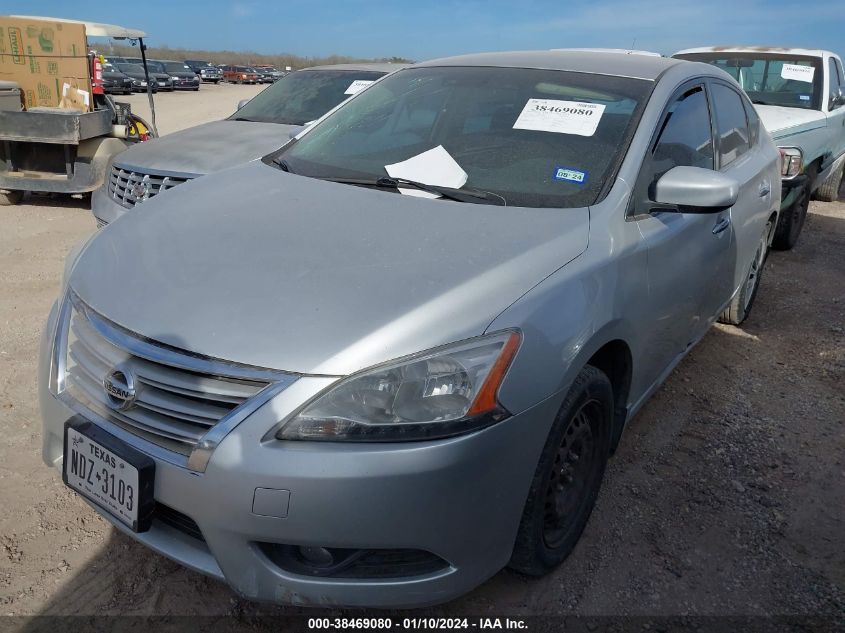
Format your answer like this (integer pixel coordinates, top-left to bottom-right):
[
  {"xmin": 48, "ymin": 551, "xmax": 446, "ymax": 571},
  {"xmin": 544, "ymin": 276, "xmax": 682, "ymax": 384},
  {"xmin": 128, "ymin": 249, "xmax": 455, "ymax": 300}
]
[{"xmin": 0, "ymin": 84, "xmax": 843, "ymax": 627}]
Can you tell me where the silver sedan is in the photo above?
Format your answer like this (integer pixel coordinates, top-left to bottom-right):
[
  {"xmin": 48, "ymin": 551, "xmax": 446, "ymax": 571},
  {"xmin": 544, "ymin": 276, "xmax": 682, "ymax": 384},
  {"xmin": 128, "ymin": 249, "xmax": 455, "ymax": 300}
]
[{"xmin": 40, "ymin": 50, "xmax": 779, "ymax": 608}]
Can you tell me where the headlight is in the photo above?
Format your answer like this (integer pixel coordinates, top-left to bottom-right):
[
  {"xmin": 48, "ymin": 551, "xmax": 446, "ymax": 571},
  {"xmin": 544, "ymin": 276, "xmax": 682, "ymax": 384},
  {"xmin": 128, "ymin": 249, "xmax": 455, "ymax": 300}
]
[
  {"xmin": 779, "ymin": 147, "xmax": 802, "ymax": 179},
  {"xmin": 170, "ymin": 76, "xmax": 179, "ymax": 80},
  {"xmin": 272, "ymin": 331, "xmax": 521, "ymax": 442}
]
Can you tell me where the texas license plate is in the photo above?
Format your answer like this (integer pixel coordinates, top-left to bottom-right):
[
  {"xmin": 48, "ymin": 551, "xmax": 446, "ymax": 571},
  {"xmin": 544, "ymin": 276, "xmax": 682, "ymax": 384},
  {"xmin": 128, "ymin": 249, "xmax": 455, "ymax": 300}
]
[{"xmin": 63, "ymin": 419, "xmax": 155, "ymax": 532}]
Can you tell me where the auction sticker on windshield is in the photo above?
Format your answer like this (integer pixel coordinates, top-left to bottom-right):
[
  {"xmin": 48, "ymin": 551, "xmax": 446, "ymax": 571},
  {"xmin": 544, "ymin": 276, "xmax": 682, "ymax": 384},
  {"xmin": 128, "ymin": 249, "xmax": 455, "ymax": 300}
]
[
  {"xmin": 513, "ymin": 99, "xmax": 606, "ymax": 136},
  {"xmin": 780, "ymin": 64, "xmax": 815, "ymax": 83},
  {"xmin": 62, "ymin": 420, "xmax": 155, "ymax": 532},
  {"xmin": 344, "ymin": 80, "xmax": 374, "ymax": 95}
]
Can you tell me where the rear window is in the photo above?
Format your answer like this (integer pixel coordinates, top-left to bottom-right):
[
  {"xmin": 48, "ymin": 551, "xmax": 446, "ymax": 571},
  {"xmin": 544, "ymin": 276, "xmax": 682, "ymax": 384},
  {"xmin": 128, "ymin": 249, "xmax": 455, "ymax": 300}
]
[{"xmin": 674, "ymin": 52, "xmax": 823, "ymax": 110}]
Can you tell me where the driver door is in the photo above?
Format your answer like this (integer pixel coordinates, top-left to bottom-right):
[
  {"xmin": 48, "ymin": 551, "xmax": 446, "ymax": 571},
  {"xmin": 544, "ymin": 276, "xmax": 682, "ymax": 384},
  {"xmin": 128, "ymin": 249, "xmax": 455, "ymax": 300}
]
[{"xmin": 629, "ymin": 82, "xmax": 733, "ymax": 387}]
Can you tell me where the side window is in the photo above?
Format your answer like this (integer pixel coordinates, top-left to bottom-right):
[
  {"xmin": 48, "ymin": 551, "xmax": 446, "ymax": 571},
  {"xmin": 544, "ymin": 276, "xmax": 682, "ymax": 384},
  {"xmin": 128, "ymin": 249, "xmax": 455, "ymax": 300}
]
[
  {"xmin": 651, "ymin": 86, "xmax": 714, "ymax": 178},
  {"xmin": 711, "ymin": 84, "xmax": 750, "ymax": 168},
  {"xmin": 744, "ymin": 97, "xmax": 760, "ymax": 146},
  {"xmin": 829, "ymin": 58, "xmax": 843, "ymax": 109},
  {"xmin": 631, "ymin": 85, "xmax": 713, "ymax": 213}
]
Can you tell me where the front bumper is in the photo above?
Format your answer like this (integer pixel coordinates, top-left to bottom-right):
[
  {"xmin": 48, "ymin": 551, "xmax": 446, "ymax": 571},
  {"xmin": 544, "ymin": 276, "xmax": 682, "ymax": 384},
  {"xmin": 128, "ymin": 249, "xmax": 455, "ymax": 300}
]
[
  {"xmin": 91, "ymin": 183, "xmax": 127, "ymax": 226},
  {"xmin": 38, "ymin": 303, "xmax": 559, "ymax": 608},
  {"xmin": 172, "ymin": 78, "xmax": 200, "ymax": 89},
  {"xmin": 779, "ymin": 174, "xmax": 809, "ymax": 211}
]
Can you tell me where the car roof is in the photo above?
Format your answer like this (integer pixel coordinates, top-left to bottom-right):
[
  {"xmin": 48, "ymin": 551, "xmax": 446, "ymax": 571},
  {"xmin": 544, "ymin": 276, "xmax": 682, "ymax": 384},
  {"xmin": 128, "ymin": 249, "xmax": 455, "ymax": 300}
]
[
  {"xmin": 301, "ymin": 63, "xmax": 411, "ymax": 73},
  {"xmin": 675, "ymin": 46, "xmax": 834, "ymax": 59},
  {"xmin": 412, "ymin": 50, "xmax": 680, "ymax": 80}
]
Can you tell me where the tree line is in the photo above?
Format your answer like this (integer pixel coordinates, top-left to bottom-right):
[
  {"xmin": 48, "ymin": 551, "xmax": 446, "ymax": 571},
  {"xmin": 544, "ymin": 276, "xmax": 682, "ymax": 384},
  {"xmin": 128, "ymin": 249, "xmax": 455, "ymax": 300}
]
[{"xmin": 99, "ymin": 42, "xmax": 412, "ymax": 69}]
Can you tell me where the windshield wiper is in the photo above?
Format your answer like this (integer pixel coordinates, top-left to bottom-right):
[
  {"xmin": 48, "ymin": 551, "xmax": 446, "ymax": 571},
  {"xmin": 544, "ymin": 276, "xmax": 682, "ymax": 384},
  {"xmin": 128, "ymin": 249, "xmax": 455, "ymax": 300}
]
[
  {"xmin": 317, "ymin": 176, "xmax": 506, "ymax": 205},
  {"xmin": 272, "ymin": 157, "xmax": 294, "ymax": 173}
]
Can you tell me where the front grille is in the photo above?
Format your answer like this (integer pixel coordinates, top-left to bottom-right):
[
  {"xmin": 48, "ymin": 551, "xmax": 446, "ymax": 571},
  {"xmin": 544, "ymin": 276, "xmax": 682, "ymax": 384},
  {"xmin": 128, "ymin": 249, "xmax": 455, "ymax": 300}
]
[
  {"xmin": 154, "ymin": 502, "xmax": 204, "ymax": 542},
  {"xmin": 62, "ymin": 295, "xmax": 271, "ymax": 456},
  {"xmin": 108, "ymin": 164, "xmax": 191, "ymax": 210}
]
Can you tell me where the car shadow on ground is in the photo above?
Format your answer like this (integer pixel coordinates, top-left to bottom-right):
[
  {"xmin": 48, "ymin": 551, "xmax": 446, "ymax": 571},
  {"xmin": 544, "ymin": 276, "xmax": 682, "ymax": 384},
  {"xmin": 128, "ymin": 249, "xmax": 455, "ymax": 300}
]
[{"xmin": 13, "ymin": 191, "xmax": 92, "ymax": 211}]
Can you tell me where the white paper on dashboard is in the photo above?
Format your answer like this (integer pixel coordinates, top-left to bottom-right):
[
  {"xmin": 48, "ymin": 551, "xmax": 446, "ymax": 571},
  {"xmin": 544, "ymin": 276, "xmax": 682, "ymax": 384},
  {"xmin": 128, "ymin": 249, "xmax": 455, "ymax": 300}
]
[
  {"xmin": 395, "ymin": 188, "xmax": 441, "ymax": 198},
  {"xmin": 384, "ymin": 145, "xmax": 468, "ymax": 196},
  {"xmin": 780, "ymin": 64, "xmax": 815, "ymax": 83},
  {"xmin": 344, "ymin": 79, "xmax": 375, "ymax": 95},
  {"xmin": 513, "ymin": 99, "xmax": 605, "ymax": 136}
]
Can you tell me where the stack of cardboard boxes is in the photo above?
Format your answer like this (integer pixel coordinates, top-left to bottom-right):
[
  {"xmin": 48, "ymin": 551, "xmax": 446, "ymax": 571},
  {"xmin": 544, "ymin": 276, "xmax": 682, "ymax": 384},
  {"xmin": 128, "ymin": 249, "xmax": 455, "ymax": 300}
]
[{"xmin": 0, "ymin": 16, "xmax": 92, "ymax": 110}]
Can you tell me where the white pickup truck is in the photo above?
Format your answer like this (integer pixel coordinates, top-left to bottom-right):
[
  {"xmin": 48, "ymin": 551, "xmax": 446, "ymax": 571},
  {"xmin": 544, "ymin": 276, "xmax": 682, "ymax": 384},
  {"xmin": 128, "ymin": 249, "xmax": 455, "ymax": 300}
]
[{"xmin": 675, "ymin": 47, "xmax": 845, "ymax": 249}]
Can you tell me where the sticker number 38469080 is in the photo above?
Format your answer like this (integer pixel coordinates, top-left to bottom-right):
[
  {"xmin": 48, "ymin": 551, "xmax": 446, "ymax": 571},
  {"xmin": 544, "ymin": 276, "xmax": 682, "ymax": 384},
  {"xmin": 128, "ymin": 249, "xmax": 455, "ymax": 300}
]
[{"xmin": 513, "ymin": 99, "xmax": 606, "ymax": 137}]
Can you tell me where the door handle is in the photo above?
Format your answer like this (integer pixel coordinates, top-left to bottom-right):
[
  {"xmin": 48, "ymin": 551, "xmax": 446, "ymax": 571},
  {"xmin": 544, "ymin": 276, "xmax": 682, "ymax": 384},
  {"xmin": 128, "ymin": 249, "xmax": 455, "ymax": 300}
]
[
  {"xmin": 712, "ymin": 216, "xmax": 731, "ymax": 235},
  {"xmin": 759, "ymin": 181, "xmax": 771, "ymax": 197}
]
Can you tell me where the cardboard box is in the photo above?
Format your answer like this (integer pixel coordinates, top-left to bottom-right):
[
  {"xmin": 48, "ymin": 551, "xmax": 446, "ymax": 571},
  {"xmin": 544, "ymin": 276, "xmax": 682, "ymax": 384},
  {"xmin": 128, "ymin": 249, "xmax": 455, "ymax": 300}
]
[{"xmin": 0, "ymin": 16, "xmax": 91, "ymax": 110}]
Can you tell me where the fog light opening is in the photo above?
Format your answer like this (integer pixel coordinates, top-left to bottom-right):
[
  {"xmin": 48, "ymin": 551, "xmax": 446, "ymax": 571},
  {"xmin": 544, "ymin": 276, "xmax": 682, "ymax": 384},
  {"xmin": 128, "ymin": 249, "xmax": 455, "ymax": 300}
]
[
  {"xmin": 298, "ymin": 545, "xmax": 335, "ymax": 568},
  {"xmin": 257, "ymin": 542, "xmax": 450, "ymax": 579}
]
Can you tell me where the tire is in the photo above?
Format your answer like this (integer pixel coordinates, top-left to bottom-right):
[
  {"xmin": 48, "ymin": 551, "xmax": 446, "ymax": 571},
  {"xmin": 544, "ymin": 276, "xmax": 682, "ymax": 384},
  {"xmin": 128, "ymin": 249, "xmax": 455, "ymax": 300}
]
[
  {"xmin": 509, "ymin": 365, "xmax": 613, "ymax": 576},
  {"xmin": 0, "ymin": 190, "xmax": 23, "ymax": 205},
  {"xmin": 772, "ymin": 165, "xmax": 816, "ymax": 250},
  {"xmin": 813, "ymin": 162, "xmax": 843, "ymax": 202},
  {"xmin": 719, "ymin": 220, "xmax": 772, "ymax": 325}
]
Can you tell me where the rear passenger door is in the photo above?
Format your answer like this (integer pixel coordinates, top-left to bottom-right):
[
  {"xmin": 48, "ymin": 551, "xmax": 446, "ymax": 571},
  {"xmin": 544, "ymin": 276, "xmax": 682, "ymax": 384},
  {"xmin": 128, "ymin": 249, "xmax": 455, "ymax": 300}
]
[{"xmin": 708, "ymin": 80, "xmax": 775, "ymax": 304}]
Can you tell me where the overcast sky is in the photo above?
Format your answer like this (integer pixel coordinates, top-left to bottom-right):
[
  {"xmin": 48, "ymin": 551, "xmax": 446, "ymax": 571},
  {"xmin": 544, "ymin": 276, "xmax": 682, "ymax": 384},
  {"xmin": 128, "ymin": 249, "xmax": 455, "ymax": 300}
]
[{"xmin": 9, "ymin": 0, "xmax": 845, "ymax": 61}]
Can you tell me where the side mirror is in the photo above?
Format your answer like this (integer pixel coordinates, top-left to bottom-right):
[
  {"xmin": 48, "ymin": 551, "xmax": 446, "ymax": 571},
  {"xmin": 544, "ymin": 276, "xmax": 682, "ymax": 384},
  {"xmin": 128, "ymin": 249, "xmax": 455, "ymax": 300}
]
[
  {"xmin": 653, "ymin": 166, "xmax": 739, "ymax": 212},
  {"xmin": 237, "ymin": 99, "xmax": 250, "ymax": 110},
  {"xmin": 829, "ymin": 87, "xmax": 845, "ymax": 110}
]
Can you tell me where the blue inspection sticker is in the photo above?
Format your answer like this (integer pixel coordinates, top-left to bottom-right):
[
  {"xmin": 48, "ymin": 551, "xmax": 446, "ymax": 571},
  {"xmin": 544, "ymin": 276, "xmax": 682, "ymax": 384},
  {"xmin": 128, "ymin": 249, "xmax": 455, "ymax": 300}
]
[
  {"xmin": 799, "ymin": 95, "xmax": 810, "ymax": 101},
  {"xmin": 553, "ymin": 166, "xmax": 588, "ymax": 185}
]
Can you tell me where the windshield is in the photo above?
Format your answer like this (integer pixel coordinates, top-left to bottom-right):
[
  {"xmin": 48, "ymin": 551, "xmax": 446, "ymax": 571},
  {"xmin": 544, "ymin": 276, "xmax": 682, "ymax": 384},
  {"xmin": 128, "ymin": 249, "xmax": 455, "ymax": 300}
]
[
  {"xmin": 675, "ymin": 52, "xmax": 823, "ymax": 109},
  {"xmin": 117, "ymin": 63, "xmax": 144, "ymax": 74},
  {"xmin": 275, "ymin": 66, "xmax": 650, "ymax": 208},
  {"xmin": 231, "ymin": 69, "xmax": 387, "ymax": 125},
  {"xmin": 163, "ymin": 61, "xmax": 192, "ymax": 72},
  {"xmin": 146, "ymin": 61, "xmax": 166, "ymax": 73}
]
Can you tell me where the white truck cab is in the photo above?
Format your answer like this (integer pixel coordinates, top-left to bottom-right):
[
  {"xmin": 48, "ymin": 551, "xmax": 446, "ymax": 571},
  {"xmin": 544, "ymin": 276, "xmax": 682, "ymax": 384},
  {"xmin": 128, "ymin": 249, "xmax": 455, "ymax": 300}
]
[{"xmin": 674, "ymin": 47, "xmax": 845, "ymax": 249}]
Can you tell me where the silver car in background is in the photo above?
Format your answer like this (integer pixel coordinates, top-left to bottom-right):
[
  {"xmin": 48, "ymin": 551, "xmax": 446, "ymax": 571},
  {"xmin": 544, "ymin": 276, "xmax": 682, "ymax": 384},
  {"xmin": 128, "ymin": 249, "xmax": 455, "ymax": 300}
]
[
  {"xmin": 91, "ymin": 63, "xmax": 405, "ymax": 227},
  {"xmin": 41, "ymin": 51, "xmax": 779, "ymax": 608}
]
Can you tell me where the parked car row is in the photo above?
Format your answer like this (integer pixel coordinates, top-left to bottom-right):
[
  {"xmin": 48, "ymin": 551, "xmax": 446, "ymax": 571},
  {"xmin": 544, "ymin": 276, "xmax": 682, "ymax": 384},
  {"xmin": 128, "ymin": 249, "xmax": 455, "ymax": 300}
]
[
  {"xmin": 218, "ymin": 64, "xmax": 287, "ymax": 84},
  {"xmin": 42, "ymin": 47, "xmax": 844, "ymax": 610},
  {"xmin": 100, "ymin": 56, "xmax": 200, "ymax": 92},
  {"xmin": 99, "ymin": 55, "xmax": 288, "ymax": 91}
]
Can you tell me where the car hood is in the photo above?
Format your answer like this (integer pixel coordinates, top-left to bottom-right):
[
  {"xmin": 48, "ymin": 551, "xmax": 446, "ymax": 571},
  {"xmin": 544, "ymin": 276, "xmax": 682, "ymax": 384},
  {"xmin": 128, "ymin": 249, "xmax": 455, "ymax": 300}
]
[
  {"xmin": 755, "ymin": 104, "xmax": 826, "ymax": 140},
  {"xmin": 70, "ymin": 162, "xmax": 590, "ymax": 376},
  {"xmin": 112, "ymin": 120, "xmax": 299, "ymax": 176}
]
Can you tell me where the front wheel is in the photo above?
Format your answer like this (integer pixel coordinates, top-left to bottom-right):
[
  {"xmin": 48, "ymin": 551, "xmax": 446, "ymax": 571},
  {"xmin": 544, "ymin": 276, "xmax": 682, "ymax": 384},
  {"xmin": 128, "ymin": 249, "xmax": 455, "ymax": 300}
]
[
  {"xmin": 719, "ymin": 220, "xmax": 771, "ymax": 325},
  {"xmin": 813, "ymin": 163, "xmax": 843, "ymax": 202},
  {"xmin": 509, "ymin": 365, "xmax": 612, "ymax": 576}
]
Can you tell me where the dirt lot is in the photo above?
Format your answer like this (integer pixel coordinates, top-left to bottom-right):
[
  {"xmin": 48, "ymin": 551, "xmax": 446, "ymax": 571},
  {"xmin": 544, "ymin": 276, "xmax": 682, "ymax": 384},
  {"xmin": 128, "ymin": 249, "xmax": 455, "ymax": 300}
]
[{"xmin": 0, "ymin": 83, "xmax": 843, "ymax": 626}]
